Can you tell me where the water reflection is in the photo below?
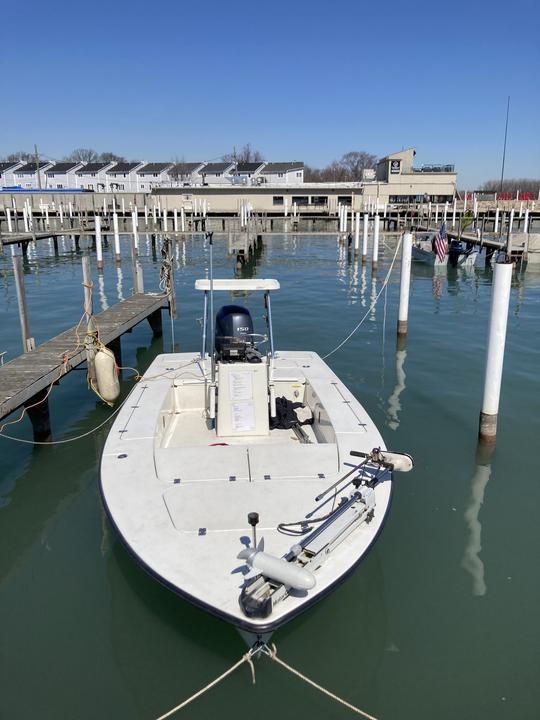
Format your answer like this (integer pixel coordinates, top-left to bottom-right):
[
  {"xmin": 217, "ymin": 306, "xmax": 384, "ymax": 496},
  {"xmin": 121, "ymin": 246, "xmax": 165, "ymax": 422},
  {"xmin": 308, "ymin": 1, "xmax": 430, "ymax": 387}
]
[
  {"xmin": 386, "ymin": 345, "xmax": 407, "ymax": 430},
  {"xmin": 461, "ymin": 444, "xmax": 494, "ymax": 596}
]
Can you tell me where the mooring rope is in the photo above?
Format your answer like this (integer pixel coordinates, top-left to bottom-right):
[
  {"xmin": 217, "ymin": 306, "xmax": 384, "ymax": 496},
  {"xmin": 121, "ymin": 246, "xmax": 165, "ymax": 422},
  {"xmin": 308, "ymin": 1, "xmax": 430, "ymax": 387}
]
[
  {"xmin": 264, "ymin": 643, "xmax": 378, "ymax": 720},
  {"xmin": 154, "ymin": 650, "xmax": 257, "ymax": 720},
  {"xmin": 322, "ymin": 234, "xmax": 402, "ymax": 360},
  {"xmin": 153, "ymin": 643, "xmax": 378, "ymax": 720}
]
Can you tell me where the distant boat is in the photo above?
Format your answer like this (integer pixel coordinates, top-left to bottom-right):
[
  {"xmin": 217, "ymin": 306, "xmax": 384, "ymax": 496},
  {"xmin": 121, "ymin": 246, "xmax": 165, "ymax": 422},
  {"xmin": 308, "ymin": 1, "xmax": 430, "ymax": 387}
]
[{"xmin": 412, "ymin": 233, "xmax": 478, "ymax": 268}]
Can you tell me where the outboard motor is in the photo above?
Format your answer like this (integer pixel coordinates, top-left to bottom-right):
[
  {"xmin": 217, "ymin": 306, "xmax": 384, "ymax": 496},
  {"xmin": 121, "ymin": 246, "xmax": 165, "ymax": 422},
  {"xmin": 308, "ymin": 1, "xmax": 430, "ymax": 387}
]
[{"xmin": 215, "ymin": 305, "xmax": 259, "ymax": 362}]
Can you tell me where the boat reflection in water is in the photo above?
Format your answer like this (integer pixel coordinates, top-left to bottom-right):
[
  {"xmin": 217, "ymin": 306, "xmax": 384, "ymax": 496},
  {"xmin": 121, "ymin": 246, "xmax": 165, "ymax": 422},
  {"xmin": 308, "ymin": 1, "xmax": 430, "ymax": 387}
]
[{"xmin": 461, "ymin": 443, "xmax": 494, "ymax": 596}]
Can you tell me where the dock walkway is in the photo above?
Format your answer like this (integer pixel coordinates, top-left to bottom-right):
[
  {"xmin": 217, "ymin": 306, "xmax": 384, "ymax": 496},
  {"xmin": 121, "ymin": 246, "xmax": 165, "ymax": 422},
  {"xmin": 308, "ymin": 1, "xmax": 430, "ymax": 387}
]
[{"xmin": 0, "ymin": 292, "xmax": 168, "ymax": 424}]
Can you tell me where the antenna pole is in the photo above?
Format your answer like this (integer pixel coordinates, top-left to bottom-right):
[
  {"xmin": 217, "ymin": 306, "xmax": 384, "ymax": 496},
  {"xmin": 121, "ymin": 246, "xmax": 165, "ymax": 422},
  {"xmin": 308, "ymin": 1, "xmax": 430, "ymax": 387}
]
[
  {"xmin": 499, "ymin": 96, "xmax": 510, "ymax": 196},
  {"xmin": 208, "ymin": 232, "xmax": 215, "ymax": 385}
]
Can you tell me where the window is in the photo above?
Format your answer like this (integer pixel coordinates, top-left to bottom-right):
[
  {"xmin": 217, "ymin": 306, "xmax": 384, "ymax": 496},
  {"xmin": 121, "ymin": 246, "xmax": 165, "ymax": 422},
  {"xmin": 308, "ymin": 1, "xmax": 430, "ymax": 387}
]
[
  {"xmin": 311, "ymin": 196, "xmax": 328, "ymax": 205},
  {"xmin": 337, "ymin": 195, "xmax": 352, "ymax": 206},
  {"xmin": 56, "ymin": 184, "xmax": 63, "ymax": 188},
  {"xmin": 273, "ymin": 196, "xmax": 284, "ymax": 205},
  {"xmin": 49, "ymin": 174, "xmax": 55, "ymax": 178},
  {"xmin": 91, "ymin": 173, "xmax": 96, "ymax": 177},
  {"xmin": 292, "ymin": 196, "xmax": 309, "ymax": 205},
  {"xmin": 153, "ymin": 173, "xmax": 158, "ymax": 177},
  {"xmin": 216, "ymin": 172, "xmax": 222, "ymax": 177},
  {"xmin": 296, "ymin": 172, "xmax": 302, "ymax": 177},
  {"xmin": 278, "ymin": 173, "xmax": 284, "ymax": 178}
]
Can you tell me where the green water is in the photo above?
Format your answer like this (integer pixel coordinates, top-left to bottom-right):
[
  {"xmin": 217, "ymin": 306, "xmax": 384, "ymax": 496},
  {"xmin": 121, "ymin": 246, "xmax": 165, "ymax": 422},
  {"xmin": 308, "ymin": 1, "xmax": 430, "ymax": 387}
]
[{"xmin": 1, "ymin": 234, "xmax": 539, "ymax": 719}]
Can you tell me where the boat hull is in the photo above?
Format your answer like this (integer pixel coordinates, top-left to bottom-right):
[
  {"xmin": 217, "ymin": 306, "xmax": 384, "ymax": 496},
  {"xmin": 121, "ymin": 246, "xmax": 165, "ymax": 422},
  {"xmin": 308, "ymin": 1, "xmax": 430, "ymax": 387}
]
[{"xmin": 100, "ymin": 351, "xmax": 392, "ymax": 634}]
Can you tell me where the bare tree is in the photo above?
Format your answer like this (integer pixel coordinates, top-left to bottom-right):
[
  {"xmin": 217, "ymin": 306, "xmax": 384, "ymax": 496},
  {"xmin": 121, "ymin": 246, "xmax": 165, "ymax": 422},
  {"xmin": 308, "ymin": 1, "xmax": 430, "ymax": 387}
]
[
  {"xmin": 339, "ymin": 151, "xmax": 377, "ymax": 181},
  {"xmin": 223, "ymin": 143, "xmax": 264, "ymax": 164},
  {"xmin": 3, "ymin": 151, "xmax": 33, "ymax": 162},
  {"xmin": 65, "ymin": 148, "xmax": 98, "ymax": 163},
  {"xmin": 480, "ymin": 178, "xmax": 540, "ymax": 195},
  {"xmin": 99, "ymin": 151, "xmax": 126, "ymax": 162}
]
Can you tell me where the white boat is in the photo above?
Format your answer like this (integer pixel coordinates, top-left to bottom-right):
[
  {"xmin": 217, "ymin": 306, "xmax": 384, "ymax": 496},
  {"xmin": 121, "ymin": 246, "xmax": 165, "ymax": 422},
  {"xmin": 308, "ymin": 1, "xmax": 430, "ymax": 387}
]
[
  {"xmin": 412, "ymin": 233, "xmax": 479, "ymax": 268},
  {"xmin": 100, "ymin": 274, "xmax": 412, "ymax": 648}
]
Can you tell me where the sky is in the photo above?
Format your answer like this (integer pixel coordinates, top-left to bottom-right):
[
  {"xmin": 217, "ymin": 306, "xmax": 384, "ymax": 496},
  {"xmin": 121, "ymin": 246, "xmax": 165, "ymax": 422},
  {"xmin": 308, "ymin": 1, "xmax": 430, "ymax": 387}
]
[{"xmin": 1, "ymin": 0, "xmax": 539, "ymax": 188}]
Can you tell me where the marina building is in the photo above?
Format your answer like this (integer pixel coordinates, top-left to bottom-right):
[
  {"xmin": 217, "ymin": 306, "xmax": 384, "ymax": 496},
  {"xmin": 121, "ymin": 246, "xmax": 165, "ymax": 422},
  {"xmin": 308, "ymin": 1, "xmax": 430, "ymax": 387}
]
[
  {"xmin": 44, "ymin": 162, "xmax": 84, "ymax": 189},
  {"xmin": 373, "ymin": 148, "xmax": 456, "ymax": 203}
]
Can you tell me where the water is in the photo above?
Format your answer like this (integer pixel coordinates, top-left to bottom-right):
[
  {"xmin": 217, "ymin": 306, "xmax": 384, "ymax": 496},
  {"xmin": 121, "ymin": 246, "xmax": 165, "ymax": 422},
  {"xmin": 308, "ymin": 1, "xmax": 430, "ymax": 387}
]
[{"xmin": 1, "ymin": 233, "xmax": 539, "ymax": 719}]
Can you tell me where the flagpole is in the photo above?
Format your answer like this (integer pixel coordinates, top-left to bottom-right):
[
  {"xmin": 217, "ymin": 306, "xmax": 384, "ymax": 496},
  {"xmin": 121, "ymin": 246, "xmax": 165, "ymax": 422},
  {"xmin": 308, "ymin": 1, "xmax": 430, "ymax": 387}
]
[{"xmin": 499, "ymin": 96, "xmax": 510, "ymax": 196}]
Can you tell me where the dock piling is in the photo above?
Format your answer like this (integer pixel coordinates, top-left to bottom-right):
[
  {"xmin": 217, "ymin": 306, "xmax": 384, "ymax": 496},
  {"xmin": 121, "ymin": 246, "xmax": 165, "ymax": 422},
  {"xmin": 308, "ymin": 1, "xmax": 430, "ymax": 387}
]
[
  {"xmin": 479, "ymin": 259, "xmax": 513, "ymax": 443},
  {"xmin": 113, "ymin": 212, "xmax": 121, "ymax": 263},
  {"xmin": 372, "ymin": 215, "xmax": 380, "ymax": 270},
  {"xmin": 397, "ymin": 233, "xmax": 412, "ymax": 336},
  {"xmin": 362, "ymin": 213, "xmax": 368, "ymax": 264},
  {"xmin": 13, "ymin": 255, "xmax": 35, "ymax": 352}
]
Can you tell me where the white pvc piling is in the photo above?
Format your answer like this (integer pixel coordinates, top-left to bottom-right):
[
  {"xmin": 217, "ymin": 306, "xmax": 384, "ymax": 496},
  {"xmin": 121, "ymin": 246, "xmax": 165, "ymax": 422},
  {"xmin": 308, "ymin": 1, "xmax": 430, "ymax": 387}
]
[
  {"xmin": 131, "ymin": 210, "xmax": 139, "ymax": 254},
  {"xmin": 173, "ymin": 208, "xmax": 178, "ymax": 232},
  {"xmin": 362, "ymin": 214, "xmax": 369, "ymax": 264},
  {"xmin": 144, "ymin": 204, "xmax": 149, "ymax": 227},
  {"xmin": 372, "ymin": 215, "xmax": 380, "ymax": 269},
  {"xmin": 479, "ymin": 260, "xmax": 513, "ymax": 442},
  {"xmin": 524, "ymin": 208, "xmax": 529, "ymax": 234},
  {"xmin": 397, "ymin": 232, "xmax": 413, "ymax": 336},
  {"xmin": 113, "ymin": 212, "xmax": 121, "ymax": 261},
  {"xmin": 180, "ymin": 206, "xmax": 185, "ymax": 232},
  {"xmin": 434, "ymin": 204, "xmax": 439, "ymax": 225},
  {"xmin": 121, "ymin": 198, "xmax": 125, "ymax": 214},
  {"xmin": 443, "ymin": 201, "xmax": 448, "ymax": 224},
  {"xmin": 162, "ymin": 209, "xmax": 168, "ymax": 232},
  {"xmin": 6, "ymin": 207, "xmax": 12, "ymax": 232},
  {"xmin": 452, "ymin": 198, "xmax": 457, "ymax": 228},
  {"xmin": 509, "ymin": 208, "xmax": 514, "ymax": 233},
  {"xmin": 463, "ymin": 193, "xmax": 467, "ymax": 213},
  {"xmin": 23, "ymin": 206, "xmax": 29, "ymax": 232},
  {"xmin": 95, "ymin": 216, "xmax": 103, "ymax": 270},
  {"xmin": 354, "ymin": 212, "xmax": 360, "ymax": 252},
  {"xmin": 494, "ymin": 207, "xmax": 500, "ymax": 233}
]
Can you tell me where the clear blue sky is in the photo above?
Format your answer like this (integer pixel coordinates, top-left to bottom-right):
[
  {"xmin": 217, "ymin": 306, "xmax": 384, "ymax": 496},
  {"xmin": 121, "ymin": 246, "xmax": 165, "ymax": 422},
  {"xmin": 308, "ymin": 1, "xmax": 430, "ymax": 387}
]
[{"xmin": 2, "ymin": 0, "xmax": 539, "ymax": 187}]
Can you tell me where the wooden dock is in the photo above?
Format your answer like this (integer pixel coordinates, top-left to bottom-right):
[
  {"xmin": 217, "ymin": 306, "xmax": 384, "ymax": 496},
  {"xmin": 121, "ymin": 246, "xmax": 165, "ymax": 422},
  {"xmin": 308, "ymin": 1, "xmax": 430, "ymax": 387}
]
[{"xmin": 0, "ymin": 292, "xmax": 169, "ymax": 436}]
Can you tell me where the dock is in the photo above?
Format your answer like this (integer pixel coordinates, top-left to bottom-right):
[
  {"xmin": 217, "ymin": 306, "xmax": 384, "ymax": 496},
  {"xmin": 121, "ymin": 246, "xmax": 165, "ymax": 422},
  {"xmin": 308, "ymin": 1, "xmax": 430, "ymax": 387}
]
[{"xmin": 0, "ymin": 292, "xmax": 169, "ymax": 438}]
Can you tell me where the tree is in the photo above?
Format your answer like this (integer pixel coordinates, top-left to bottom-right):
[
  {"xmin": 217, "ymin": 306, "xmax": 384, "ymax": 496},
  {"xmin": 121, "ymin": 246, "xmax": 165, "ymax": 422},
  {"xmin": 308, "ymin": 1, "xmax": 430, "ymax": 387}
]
[
  {"xmin": 480, "ymin": 178, "xmax": 540, "ymax": 195},
  {"xmin": 339, "ymin": 151, "xmax": 377, "ymax": 181},
  {"xmin": 65, "ymin": 148, "xmax": 98, "ymax": 162},
  {"xmin": 3, "ymin": 150, "xmax": 33, "ymax": 162},
  {"xmin": 99, "ymin": 151, "xmax": 126, "ymax": 162},
  {"xmin": 223, "ymin": 143, "xmax": 264, "ymax": 164}
]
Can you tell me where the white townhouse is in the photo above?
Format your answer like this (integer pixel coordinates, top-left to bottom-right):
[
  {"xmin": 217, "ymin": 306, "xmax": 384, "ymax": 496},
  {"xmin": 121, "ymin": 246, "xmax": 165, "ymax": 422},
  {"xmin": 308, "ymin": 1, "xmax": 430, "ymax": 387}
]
[
  {"xmin": 75, "ymin": 162, "xmax": 115, "ymax": 191},
  {"xmin": 136, "ymin": 163, "xmax": 174, "ymax": 191},
  {"xmin": 0, "ymin": 161, "xmax": 23, "ymax": 187},
  {"xmin": 199, "ymin": 162, "xmax": 235, "ymax": 186},
  {"xmin": 259, "ymin": 162, "xmax": 304, "ymax": 185},
  {"xmin": 231, "ymin": 162, "xmax": 266, "ymax": 185},
  {"xmin": 44, "ymin": 161, "xmax": 84, "ymax": 189},
  {"xmin": 106, "ymin": 162, "xmax": 146, "ymax": 192},
  {"xmin": 168, "ymin": 162, "xmax": 206, "ymax": 186},
  {"xmin": 12, "ymin": 160, "xmax": 53, "ymax": 189}
]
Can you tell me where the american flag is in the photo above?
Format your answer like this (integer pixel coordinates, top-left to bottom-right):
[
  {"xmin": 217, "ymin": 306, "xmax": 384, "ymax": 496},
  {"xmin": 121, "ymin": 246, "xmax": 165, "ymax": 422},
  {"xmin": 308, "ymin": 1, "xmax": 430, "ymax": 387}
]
[{"xmin": 434, "ymin": 222, "xmax": 447, "ymax": 262}]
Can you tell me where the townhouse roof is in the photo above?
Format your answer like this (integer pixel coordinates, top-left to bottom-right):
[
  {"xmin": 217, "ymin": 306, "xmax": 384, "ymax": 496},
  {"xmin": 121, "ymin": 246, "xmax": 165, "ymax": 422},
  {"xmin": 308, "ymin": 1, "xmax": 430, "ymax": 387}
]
[
  {"xmin": 169, "ymin": 162, "xmax": 205, "ymax": 175},
  {"xmin": 137, "ymin": 162, "xmax": 174, "ymax": 175},
  {"xmin": 106, "ymin": 162, "xmax": 143, "ymax": 174},
  {"xmin": 261, "ymin": 162, "xmax": 304, "ymax": 173},
  {"xmin": 15, "ymin": 161, "xmax": 53, "ymax": 173},
  {"xmin": 75, "ymin": 162, "xmax": 113, "ymax": 174},
  {"xmin": 235, "ymin": 162, "xmax": 265, "ymax": 173},
  {"xmin": 0, "ymin": 161, "xmax": 22, "ymax": 172},
  {"xmin": 202, "ymin": 162, "xmax": 234, "ymax": 173},
  {"xmin": 45, "ymin": 162, "xmax": 81, "ymax": 174}
]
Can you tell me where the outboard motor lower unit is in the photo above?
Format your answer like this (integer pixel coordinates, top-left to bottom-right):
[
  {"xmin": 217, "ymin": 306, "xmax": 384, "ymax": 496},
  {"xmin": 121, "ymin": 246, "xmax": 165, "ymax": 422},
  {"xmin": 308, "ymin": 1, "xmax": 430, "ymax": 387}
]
[{"xmin": 215, "ymin": 305, "xmax": 254, "ymax": 362}]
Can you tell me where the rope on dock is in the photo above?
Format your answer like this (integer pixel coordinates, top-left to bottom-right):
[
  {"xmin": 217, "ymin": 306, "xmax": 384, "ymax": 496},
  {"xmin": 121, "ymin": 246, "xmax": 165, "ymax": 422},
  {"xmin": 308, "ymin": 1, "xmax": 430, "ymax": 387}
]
[
  {"xmin": 323, "ymin": 234, "xmax": 402, "ymax": 360},
  {"xmin": 154, "ymin": 649, "xmax": 257, "ymax": 720},
  {"xmin": 152, "ymin": 642, "xmax": 378, "ymax": 720}
]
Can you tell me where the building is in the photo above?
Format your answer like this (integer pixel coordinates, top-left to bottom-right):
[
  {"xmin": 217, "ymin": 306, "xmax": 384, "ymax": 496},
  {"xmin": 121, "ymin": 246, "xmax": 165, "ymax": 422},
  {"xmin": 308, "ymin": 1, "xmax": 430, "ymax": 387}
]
[
  {"xmin": 232, "ymin": 162, "xmax": 265, "ymax": 185},
  {"xmin": 75, "ymin": 162, "xmax": 115, "ymax": 191},
  {"xmin": 259, "ymin": 162, "xmax": 304, "ymax": 185},
  {"xmin": 12, "ymin": 161, "xmax": 53, "ymax": 189},
  {"xmin": 373, "ymin": 148, "xmax": 456, "ymax": 203},
  {"xmin": 0, "ymin": 161, "xmax": 23, "ymax": 187},
  {"xmin": 168, "ymin": 162, "xmax": 206, "ymax": 186},
  {"xmin": 45, "ymin": 162, "xmax": 84, "ymax": 189},
  {"xmin": 106, "ymin": 162, "xmax": 146, "ymax": 192},
  {"xmin": 199, "ymin": 162, "xmax": 235, "ymax": 186},
  {"xmin": 136, "ymin": 163, "xmax": 174, "ymax": 192}
]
